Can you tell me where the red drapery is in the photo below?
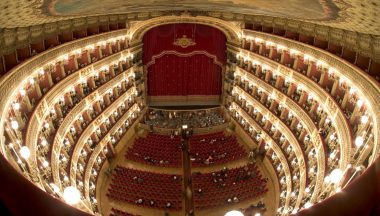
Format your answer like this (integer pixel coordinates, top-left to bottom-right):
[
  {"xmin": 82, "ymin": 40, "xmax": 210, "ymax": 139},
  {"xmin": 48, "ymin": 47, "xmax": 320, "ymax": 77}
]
[
  {"xmin": 147, "ymin": 54, "xmax": 222, "ymax": 96},
  {"xmin": 143, "ymin": 24, "xmax": 226, "ymax": 96}
]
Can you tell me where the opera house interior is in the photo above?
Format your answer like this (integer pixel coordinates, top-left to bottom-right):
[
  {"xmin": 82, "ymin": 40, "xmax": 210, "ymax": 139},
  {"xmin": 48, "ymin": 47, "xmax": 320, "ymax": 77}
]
[{"xmin": 1, "ymin": 1, "xmax": 380, "ymax": 216}]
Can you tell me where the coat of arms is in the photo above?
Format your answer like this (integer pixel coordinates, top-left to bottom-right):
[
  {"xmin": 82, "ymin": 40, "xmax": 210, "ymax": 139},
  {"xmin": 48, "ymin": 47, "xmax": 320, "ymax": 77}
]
[{"xmin": 173, "ymin": 35, "xmax": 196, "ymax": 48}]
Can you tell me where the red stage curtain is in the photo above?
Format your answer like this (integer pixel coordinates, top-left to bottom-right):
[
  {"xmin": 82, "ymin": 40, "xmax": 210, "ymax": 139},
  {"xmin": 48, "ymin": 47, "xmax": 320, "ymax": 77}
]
[
  {"xmin": 147, "ymin": 54, "xmax": 222, "ymax": 96},
  {"xmin": 143, "ymin": 24, "xmax": 226, "ymax": 96}
]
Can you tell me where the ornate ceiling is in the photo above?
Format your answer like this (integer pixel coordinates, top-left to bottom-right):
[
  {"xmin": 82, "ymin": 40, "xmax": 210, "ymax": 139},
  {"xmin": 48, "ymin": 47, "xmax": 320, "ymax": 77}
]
[{"xmin": 0, "ymin": 0, "xmax": 379, "ymax": 35}]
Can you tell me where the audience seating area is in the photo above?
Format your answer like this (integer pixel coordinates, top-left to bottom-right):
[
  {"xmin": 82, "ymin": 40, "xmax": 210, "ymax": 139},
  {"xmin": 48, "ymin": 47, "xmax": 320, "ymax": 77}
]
[
  {"xmin": 107, "ymin": 166, "xmax": 183, "ymax": 210},
  {"xmin": 110, "ymin": 208, "xmax": 140, "ymax": 216},
  {"xmin": 189, "ymin": 132, "xmax": 247, "ymax": 167},
  {"xmin": 192, "ymin": 163, "xmax": 268, "ymax": 209},
  {"xmin": 125, "ymin": 133, "xmax": 182, "ymax": 167}
]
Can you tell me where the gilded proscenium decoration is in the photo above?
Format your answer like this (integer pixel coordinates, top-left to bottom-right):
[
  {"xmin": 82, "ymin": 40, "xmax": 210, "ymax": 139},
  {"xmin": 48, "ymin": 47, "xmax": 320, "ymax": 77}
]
[{"xmin": 173, "ymin": 35, "xmax": 196, "ymax": 48}]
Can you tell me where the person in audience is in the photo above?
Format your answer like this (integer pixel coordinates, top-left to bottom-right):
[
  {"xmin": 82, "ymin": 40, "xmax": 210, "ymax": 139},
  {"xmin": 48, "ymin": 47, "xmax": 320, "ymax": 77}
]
[
  {"xmin": 186, "ymin": 209, "xmax": 194, "ymax": 216},
  {"xmin": 197, "ymin": 188, "xmax": 203, "ymax": 195},
  {"xmin": 135, "ymin": 198, "xmax": 143, "ymax": 204},
  {"xmin": 166, "ymin": 202, "xmax": 172, "ymax": 208},
  {"xmin": 149, "ymin": 200, "xmax": 155, "ymax": 206}
]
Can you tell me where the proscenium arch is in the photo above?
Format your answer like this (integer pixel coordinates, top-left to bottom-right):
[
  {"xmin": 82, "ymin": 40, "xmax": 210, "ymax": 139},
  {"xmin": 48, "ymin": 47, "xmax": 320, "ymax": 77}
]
[{"xmin": 128, "ymin": 15, "xmax": 242, "ymax": 45}]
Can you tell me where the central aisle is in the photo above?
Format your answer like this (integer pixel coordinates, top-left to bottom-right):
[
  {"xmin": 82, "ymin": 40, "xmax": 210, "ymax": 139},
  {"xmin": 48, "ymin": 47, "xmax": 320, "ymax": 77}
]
[{"xmin": 182, "ymin": 138, "xmax": 195, "ymax": 215}]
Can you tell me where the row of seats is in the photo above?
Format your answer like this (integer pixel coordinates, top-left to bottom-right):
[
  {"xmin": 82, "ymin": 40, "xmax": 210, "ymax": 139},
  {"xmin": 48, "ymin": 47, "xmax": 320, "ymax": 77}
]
[
  {"xmin": 192, "ymin": 163, "xmax": 268, "ymax": 209},
  {"xmin": 107, "ymin": 166, "xmax": 183, "ymax": 210},
  {"xmin": 125, "ymin": 133, "xmax": 182, "ymax": 167},
  {"xmin": 110, "ymin": 208, "xmax": 140, "ymax": 216},
  {"xmin": 189, "ymin": 132, "xmax": 247, "ymax": 167}
]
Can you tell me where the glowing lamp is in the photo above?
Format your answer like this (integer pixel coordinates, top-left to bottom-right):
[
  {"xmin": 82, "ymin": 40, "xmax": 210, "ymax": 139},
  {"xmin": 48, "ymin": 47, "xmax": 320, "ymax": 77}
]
[
  {"xmin": 11, "ymin": 120, "xmax": 19, "ymax": 130},
  {"xmin": 225, "ymin": 210, "xmax": 244, "ymax": 216},
  {"xmin": 63, "ymin": 186, "xmax": 81, "ymax": 205},
  {"xmin": 20, "ymin": 146, "xmax": 30, "ymax": 159},
  {"xmin": 355, "ymin": 136, "xmax": 364, "ymax": 147},
  {"xmin": 330, "ymin": 168, "xmax": 343, "ymax": 184}
]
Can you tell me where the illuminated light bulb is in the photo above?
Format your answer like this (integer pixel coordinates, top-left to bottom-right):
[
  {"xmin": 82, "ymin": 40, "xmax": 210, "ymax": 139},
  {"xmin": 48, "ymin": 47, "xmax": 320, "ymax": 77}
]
[
  {"xmin": 360, "ymin": 116, "xmax": 369, "ymax": 124},
  {"xmin": 11, "ymin": 120, "xmax": 19, "ymax": 130},
  {"xmin": 324, "ymin": 176, "xmax": 331, "ymax": 183},
  {"xmin": 305, "ymin": 187, "xmax": 310, "ymax": 193},
  {"xmin": 357, "ymin": 99, "xmax": 364, "ymax": 107},
  {"xmin": 13, "ymin": 102, "xmax": 20, "ymax": 110},
  {"xmin": 63, "ymin": 176, "xmax": 69, "ymax": 181},
  {"xmin": 43, "ymin": 160, "xmax": 49, "ymax": 167},
  {"xmin": 225, "ymin": 210, "xmax": 244, "ymax": 216},
  {"xmin": 290, "ymin": 49, "xmax": 298, "ymax": 55},
  {"xmin": 64, "ymin": 140, "xmax": 70, "ymax": 146},
  {"xmin": 63, "ymin": 186, "xmax": 81, "ymax": 205},
  {"xmin": 254, "ymin": 213, "xmax": 261, "ymax": 216},
  {"xmin": 29, "ymin": 78, "xmax": 35, "ymax": 85},
  {"xmin": 50, "ymin": 183, "xmax": 60, "ymax": 193},
  {"xmin": 44, "ymin": 122, "xmax": 49, "ymax": 129},
  {"xmin": 329, "ymin": 134, "xmax": 336, "ymax": 141},
  {"xmin": 355, "ymin": 136, "xmax": 364, "ymax": 147},
  {"xmin": 20, "ymin": 146, "xmax": 30, "ymax": 159},
  {"xmin": 336, "ymin": 187, "xmax": 342, "ymax": 193},
  {"xmin": 19, "ymin": 89, "xmax": 26, "ymax": 96},
  {"xmin": 349, "ymin": 87, "xmax": 356, "ymax": 94},
  {"xmin": 277, "ymin": 45, "xmax": 286, "ymax": 51},
  {"xmin": 330, "ymin": 169, "xmax": 343, "ymax": 184},
  {"xmin": 304, "ymin": 202, "xmax": 313, "ymax": 209},
  {"xmin": 316, "ymin": 60, "xmax": 326, "ymax": 67}
]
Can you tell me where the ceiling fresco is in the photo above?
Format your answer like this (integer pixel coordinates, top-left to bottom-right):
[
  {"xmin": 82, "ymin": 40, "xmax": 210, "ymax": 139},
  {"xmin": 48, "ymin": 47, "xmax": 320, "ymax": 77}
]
[
  {"xmin": 0, "ymin": 0, "xmax": 379, "ymax": 35},
  {"xmin": 46, "ymin": 0, "xmax": 339, "ymax": 21}
]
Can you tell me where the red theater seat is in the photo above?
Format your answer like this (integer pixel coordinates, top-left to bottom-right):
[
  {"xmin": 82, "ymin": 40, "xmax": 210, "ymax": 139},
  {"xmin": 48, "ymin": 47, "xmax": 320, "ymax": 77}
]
[
  {"xmin": 107, "ymin": 166, "xmax": 183, "ymax": 210},
  {"xmin": 125, "ymin": 133, "xmax": 182, "ymax": 167},
  {"xmin": 189, "ymin": 132, "xmax": 247, "ymax": 167},
  {"xmin": 192, "ymin": 163, "xmax": 268, "ymax": 209}
]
